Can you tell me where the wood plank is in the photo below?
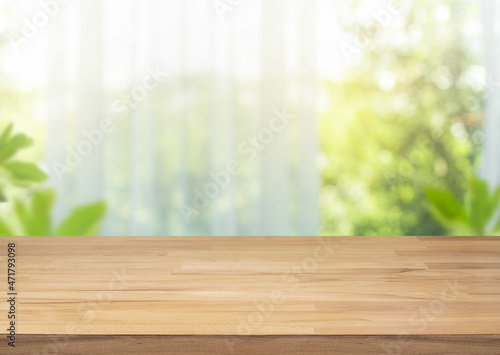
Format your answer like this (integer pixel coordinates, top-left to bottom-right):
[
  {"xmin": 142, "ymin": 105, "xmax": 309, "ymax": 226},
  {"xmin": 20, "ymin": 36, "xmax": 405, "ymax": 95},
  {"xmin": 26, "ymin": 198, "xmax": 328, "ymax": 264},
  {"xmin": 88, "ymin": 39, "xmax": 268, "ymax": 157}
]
[{"xmin": 0, "ymin": 236, "xmax": 499, "ymax": 354}]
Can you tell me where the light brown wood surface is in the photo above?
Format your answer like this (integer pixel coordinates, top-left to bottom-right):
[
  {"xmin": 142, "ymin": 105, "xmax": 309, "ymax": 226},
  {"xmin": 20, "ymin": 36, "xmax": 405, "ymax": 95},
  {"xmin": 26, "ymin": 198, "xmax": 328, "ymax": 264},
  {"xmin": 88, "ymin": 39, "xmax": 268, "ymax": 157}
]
[{"xmin": 1, "ymin": 236, "xmax": 499, "ymax": 354}]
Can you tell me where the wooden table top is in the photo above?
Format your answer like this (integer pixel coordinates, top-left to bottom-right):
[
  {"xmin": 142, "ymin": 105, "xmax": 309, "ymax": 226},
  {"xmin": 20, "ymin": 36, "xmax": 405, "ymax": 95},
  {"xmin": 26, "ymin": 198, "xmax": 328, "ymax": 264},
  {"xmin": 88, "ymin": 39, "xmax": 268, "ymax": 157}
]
[{"xmin": 1, "ymin": 236, "xmax": 499, "ymax": 338}]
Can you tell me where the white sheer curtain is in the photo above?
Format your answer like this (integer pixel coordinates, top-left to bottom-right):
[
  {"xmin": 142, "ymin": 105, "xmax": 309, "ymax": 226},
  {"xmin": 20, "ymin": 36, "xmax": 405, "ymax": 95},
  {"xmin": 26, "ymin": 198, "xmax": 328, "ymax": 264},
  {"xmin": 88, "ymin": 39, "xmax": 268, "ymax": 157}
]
[
  {"xmin": 482, "ymin": 0, "xmax": 500, "ymax": 187},
  {"xmin": 44, "ymin": 0, "xmax": 320, "ymax": 236}
]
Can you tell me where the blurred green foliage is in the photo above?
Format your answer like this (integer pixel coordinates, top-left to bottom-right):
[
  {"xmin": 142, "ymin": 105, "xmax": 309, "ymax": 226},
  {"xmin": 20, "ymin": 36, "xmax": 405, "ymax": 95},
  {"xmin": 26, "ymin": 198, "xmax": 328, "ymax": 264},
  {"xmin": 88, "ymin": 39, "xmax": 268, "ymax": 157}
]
[
  {"xmin": 321, "ymin": 0, "xmax": 482, "ymax": 236},
  {"xmin": 0, "ymin": 124, "xmax": 107, "ymax": 236},
  {"xmin": 426, "ymin": 176, "xmax": 500, "ymax": 236},
  {"xmin": 0, "ymin": 123, "xmax": 48, "ymax": 201},
  {"xmin": 0, "ymin": 188, "xmax": 107, "ymax": 236}
]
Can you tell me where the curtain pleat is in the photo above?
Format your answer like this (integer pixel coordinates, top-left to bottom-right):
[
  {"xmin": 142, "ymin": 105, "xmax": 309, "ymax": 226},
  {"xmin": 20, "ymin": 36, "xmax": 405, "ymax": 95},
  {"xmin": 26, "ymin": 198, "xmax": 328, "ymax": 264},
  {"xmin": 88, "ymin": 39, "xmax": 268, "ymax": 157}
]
[
  {"xmin": 46, "ymin": 3, "xmax": 72, "ymax": 223},
  {"xmin": 75, "ymin": 0, "xmax": 104, "ymax": 205},
  {"xmin": 210, "ymin": 4, "xmax": 237, "ymax": 236},
  {"xmin": 481, "ymin": 0, "xmax": 500, "ymax": 188},
  {"xmin": 296, "ymin": 0, "xmax": 320, "ymax": 235},
  {"xmin": 260, "ymin": 0, "xmax": 289, "ymax": 235}
]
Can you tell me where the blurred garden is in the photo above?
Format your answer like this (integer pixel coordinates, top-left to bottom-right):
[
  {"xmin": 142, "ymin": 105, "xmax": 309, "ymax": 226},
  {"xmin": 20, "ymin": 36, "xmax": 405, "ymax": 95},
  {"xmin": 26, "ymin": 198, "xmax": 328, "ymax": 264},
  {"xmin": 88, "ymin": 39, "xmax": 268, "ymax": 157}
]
[
  {"xmin": 1, "ymin": 0, "xmax": 499, "ymax": 236},
  {"xmin": 319, "ymin": 0, "xmax": 497, "ymax": 236}
]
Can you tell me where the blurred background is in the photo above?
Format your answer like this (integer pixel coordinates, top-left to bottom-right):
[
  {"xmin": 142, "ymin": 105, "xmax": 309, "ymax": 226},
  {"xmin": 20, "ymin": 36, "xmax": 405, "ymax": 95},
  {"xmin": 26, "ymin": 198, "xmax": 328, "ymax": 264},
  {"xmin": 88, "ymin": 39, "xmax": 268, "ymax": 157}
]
[{"xmin": 0, "ymin": 0, "xmax": 499, "ymax": 236}]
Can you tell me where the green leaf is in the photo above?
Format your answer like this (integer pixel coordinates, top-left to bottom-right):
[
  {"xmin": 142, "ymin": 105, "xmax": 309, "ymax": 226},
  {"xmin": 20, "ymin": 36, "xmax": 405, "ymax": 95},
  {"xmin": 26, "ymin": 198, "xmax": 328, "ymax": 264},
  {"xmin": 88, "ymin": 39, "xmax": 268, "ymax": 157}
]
[
  {"xmin": 425, "ymin": 188, "xmax": 467, "ymax": 224},
  {"xmin": 10, "ymin": 189, "xmax": 56, "ymax": 236},
  {"xmin": 486, "ymin": 185, "xmax": 500, "ymax": 231},
  {"xmin": 0, "ymin": 133, "xmax": 33, "ymax": 163},
  {"xmin": 13, "ymin": 198, "xmax": 30, "ymax": 234},
  {"xmin": 425, "ymin": 187, "xmax": 470, "ymax": 235},
  {"xmin": 466, "ymin": 177, "xmax": 491, "ymax": 235},
  {"xmin": 0, "ymin": 216, "xmax": 15, "ymax": 236},
  {"xmin": 3, "ymin": 161, "xmax": 48, "ymax": 183},
  {"xmin": 0, "ymin": 123, "xmax": 13, "ymax": 147},
  {"xmin": 56, "ymin": 202, "xmax": 107, "ymax": 236},
  {"xmin": 29, "ymin": 189, "xmax": 56, "ymax": 236},
  {"xmin": 10, "ymin": 189, "xmax": 57, "ymax": 236}
]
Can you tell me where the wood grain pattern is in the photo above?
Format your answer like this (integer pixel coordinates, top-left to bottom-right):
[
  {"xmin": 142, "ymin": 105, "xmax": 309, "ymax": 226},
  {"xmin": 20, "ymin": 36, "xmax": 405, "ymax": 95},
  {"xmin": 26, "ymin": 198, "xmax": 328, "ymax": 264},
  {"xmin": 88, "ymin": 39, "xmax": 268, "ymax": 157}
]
[{"xmin": 0, "ymin": 236, "xmax": 499, "ymax": 354}]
